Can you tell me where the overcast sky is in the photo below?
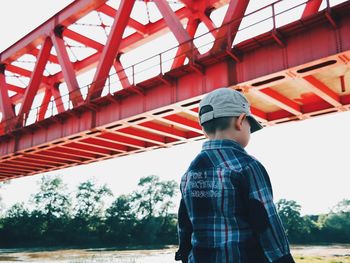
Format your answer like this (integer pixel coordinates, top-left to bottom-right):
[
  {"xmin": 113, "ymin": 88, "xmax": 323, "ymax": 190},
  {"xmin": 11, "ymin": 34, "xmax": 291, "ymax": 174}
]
[{"xmin": 0, "ymin": 0, "xmax": 349, "ymax": 216}]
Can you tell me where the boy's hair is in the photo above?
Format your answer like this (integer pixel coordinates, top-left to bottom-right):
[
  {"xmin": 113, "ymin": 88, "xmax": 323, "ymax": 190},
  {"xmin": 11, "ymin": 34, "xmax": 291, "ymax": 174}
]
[{"xmin": 201, "ymin": 117, "xmax": 234, "ymax": 134}]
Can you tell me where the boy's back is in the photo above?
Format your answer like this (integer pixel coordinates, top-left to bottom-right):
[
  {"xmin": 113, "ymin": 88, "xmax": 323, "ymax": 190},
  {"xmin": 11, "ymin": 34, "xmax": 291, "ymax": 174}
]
[{"xmin": 176, "ymin": 88, "xmax": 295, "ymax": 263}]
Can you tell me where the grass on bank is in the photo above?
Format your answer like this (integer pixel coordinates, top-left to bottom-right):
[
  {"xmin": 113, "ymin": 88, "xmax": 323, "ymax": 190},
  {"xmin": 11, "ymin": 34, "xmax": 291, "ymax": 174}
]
[
  {"xmin": 1, "ymin": 250, "xmax": 350, "ymax": 262},
  {"xmin": 295, "ymin": 255, "xmax": 350, "ymax": 263}
]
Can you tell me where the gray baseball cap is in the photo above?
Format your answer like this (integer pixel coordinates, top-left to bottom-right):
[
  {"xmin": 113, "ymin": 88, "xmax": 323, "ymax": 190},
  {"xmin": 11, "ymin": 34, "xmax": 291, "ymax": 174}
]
[{"xmin": 199, "ymin": 88, "xmax": 263, "ymax": 133}]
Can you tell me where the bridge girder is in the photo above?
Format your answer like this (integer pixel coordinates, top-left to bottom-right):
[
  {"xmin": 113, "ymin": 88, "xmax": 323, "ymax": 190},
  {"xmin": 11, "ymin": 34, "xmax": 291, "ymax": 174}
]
[{"xmin": 1, "ymin": 0, "xmax": 350, "ymax": 181}]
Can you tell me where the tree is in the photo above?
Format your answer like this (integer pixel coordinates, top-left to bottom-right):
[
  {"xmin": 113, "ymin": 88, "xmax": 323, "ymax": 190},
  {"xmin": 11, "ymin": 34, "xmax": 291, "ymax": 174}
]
[
  {"xmin": 131, "ymin": 175, "xmax": 178, "ymax": 244},
  {"xmin": 320, "ymin": 199, "xmax": 350, "ymax": 243},
  {"xmin": 0, "ymin": 175, "xmax": 180, "ymax": 247},
  {"xmin": 106, "ymin": 195, "xmax": 135, "ymax": 222},
  {"xmin": 0, "ymin": 181, "xmax": 10, "ymax": 216},
  {"xmin": 72, "ymin": 180, "xmax": 112, "ymax": 244},
  {"xmin": 31, "ymin": 175, "xmax": 72, "ymax": 244},
  {"xmin": 32, "ymin": 175, "xmax": 71, "ymax": 218},
  {"xmin": 74, "ymin": 180, "xmax": 112, "ymax": 219},
  {"xmin": 332, "ymin": 199, "xmax": 350, "ymax": 214},
  {"xmin": 132, "ymin": 175, "xmax": 178, "ymax": 219},
  {"xmin": 105, "ymin": 195, "xmax": 136, "ymax": 244},
  {"xmin": 276, "ymin": 199, "xmax": 306, "ymax": 242},
  {"xmin": 0, "ymin": 203, "xmax": 34, "ymax": 246}
]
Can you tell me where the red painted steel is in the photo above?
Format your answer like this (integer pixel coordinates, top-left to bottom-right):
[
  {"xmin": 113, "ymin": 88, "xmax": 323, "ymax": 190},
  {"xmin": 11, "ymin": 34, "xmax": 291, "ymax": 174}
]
[
  {"xmin": 154, "ymin": 0, "xmax": 195, "ymax": 58},
  {"xmin": 51, "ymin": 32, "xmax": 84, "ymax": 106},
  {"xmin": 0, "ymin": 0, "xmax": 108, "ymax": 63},
  {"xmin": 87, "ymin": 0, "xmax": 135, "ymax": 101},
  {"xmin": 302, "ymin": 0, "xmax": 323, "ymax": 17},
  {"xmin": 64, "ymin": 28, "xmax": 103, "ymax": 51},
  {"xmin": 256, "ymin": 88, "xmax": 303, "ymax": 116},
  {"xmin": 49, "ymin": 83, "xmax": 65, "ymax": 113},
  {"xmin": 303, "ymin": 76, "xmax": 342, "ymax": 107},
  {"xmin": 0, "ymin": 69, "xmax": 15, "ymax": 121},
  {"xmin": 97, "ymin": 4, "xmax": 148, "ymax": 36},
  {"xmin": 113, "ymin": 58, "xmax": 131, "ymax": 89},
  {"xmin": 172, "ymin": 17, "xmax": 199, "ymax": 69},
  {"xmin": 1, "ymin": 0, "xmax": 350, "ymax": 181},
  {"xmin": 16, "ymin": 38, "xmax": 53, "ymax": 127},
  {"xmin": 211, "ymin": 0, "xmax": 250, "ymax": 52},
  {"xmin": 38, "ymin": 88, "xmax": 52, "ymax": 121}
]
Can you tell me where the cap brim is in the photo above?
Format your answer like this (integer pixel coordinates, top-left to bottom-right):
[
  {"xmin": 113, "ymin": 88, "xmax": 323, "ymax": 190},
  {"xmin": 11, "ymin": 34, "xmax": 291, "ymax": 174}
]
[{"xmin": 247, "ymin": 116, "xmax": 263, "ymax": 133}]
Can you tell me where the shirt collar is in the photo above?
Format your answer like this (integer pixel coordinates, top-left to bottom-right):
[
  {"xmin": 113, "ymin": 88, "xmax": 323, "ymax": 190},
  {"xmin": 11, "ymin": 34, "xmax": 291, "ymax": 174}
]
[{"xmin": 202, "ymin": 139, "xmax": 247, "ymax": 153}]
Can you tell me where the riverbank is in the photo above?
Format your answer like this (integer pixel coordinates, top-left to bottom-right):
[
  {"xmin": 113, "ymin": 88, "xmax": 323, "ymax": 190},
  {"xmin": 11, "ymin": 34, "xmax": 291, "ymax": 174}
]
[{"xmin": 0, "ymin": 244, "xmax": 349, "ymax": 262}]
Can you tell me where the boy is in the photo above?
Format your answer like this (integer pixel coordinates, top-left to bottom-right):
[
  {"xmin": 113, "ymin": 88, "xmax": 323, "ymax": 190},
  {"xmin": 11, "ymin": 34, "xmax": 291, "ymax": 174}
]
[{"xmin": 175, "ymin": 88, "xmax": 295, "ymax": 263}]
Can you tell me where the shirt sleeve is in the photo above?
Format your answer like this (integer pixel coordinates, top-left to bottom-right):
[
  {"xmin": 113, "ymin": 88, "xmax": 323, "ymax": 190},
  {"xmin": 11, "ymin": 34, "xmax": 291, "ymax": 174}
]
[
  {"xmin": 242, "ymin": 161, "xmax": 295, "ymax": 263},
  {"xmin": 175, "ymin": 198, "xmax": 192, "ymax": 262}
]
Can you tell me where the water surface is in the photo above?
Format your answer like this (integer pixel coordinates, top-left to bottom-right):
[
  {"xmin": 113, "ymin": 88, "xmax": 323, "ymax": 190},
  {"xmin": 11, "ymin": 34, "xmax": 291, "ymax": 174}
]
[{"xmin": 0, "ymin": 245, "xmax": 349, "ymax": 262}]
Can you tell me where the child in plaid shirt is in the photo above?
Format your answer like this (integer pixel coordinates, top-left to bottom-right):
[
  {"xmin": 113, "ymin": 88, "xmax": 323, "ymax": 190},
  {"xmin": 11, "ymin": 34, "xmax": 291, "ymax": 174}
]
[{"xmin": 176, "ymin": 88, "xmax": 295, "ymax": 263}]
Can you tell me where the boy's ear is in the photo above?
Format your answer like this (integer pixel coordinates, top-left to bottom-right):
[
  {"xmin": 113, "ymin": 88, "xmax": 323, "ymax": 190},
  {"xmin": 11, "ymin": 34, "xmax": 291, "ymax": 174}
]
[{"xmin": 234, "ymin": 113, "xmax": 246, "ymax": 131}]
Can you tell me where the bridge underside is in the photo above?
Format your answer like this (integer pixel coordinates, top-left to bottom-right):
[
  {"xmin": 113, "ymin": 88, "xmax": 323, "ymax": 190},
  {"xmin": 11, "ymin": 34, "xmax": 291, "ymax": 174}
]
[{"xmin": 0, "ymin": 1, "xmax": 350, "ymax": 181}]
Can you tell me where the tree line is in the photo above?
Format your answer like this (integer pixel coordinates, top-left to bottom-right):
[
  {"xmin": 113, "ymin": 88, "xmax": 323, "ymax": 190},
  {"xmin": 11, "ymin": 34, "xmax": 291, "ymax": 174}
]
[
  {"xmin": 276, "ymin": 198, "xmax": 350, "ymax": 243},
  {"xmin": 0, "ymin": 177, "xmax": 349, "ymax": 248},
  {"xmin": 0, "ymin": 175, "xmax": 179, "ymax": 248}
]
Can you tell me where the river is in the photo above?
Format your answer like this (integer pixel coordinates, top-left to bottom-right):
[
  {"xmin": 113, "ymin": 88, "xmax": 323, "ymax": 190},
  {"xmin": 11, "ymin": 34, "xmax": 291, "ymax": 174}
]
[{"xmin": 0, "ymin": 245, "xmax": 349, "ymax": 262}]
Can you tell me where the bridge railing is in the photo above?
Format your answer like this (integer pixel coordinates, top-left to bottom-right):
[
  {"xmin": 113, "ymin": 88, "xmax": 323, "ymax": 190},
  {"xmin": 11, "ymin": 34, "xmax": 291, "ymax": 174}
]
[{"xmin": 0, "ymin": 0, "xmax": 340, "ymax": 135}]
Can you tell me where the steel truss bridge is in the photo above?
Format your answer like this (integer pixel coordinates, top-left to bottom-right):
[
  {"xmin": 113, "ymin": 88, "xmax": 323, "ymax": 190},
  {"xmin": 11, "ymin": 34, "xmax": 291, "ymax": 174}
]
[{"xmin": 0, "ymin": 0, "xmax": 349, "ymax": 181}]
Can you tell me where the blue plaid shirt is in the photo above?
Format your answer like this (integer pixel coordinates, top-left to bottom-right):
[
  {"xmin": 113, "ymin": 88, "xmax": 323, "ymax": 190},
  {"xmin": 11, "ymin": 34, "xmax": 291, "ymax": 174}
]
[{"xmin": 176, "ymin": 139, "xmax": 294, "ymax": 263}]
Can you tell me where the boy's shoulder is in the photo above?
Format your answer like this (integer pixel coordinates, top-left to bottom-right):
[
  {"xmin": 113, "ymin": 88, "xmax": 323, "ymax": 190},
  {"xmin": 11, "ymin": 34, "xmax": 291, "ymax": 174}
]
[
  {"xmin": 218, "ymin": 151, "xmax": 261, "ymax": 173},
  {"xmin": 187, "ymin": 147, "xmax": 263, "ymax": 173}
]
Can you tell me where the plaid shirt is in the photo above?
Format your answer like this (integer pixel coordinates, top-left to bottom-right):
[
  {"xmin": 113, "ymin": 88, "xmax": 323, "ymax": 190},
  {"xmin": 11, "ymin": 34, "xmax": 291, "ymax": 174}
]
[{"xmin": 176, "ymin": 139, "xmax": 294, "ymax": 263}]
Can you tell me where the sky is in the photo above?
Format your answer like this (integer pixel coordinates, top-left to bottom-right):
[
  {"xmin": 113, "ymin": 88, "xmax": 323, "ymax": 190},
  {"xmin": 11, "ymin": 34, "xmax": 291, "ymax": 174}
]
[{"xmin": 0, "ymin": 0, "xmax": 349, "ymax": 216}]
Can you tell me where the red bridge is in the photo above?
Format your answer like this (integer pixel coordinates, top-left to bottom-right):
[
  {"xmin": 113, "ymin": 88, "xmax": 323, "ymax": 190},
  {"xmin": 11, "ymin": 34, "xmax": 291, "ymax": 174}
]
[{"xmin": 0, "ymin": 0, "xmax": 349, "ymax": 181}]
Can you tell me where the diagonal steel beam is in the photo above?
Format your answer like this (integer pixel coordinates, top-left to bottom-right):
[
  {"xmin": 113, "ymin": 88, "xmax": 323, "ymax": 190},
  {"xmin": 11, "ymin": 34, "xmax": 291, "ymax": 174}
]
[
  {"xmin": 211, "ymin": 0, "xmax": 249, "ymax": 52},
  {"xmin": 49, "ymin": 83, "xmax": 66, "ymax": 113},
  {"xmin": 0, "ymin": 66, "xmax": 15, "ymax": 121},
  {"xmin": 37, "ymin": 88, "xmax": 52, "ymax": 121},
  {"xmin": 87, "ymin": 0, "xmax": 135, "ymax": 101},
  {"xmin": 252, "ymin": 88, "xmax": 303, "ymax": 116},
  {"xmin": 17, "ymin": 38, "xmax": 53, "ymax": 127},
  {"xmin": 41, "ymin": 82, "xmax": 65, "ymax": 114},
  {"xmin": 302, "ymin": 75, "xmax": 342, "ymax": 107},
  {"xmin": 64, "ymin": 28, "xmax": 104, "ymax": 51},
  {"xmin": 7, "ymin": 84, "xmax": 25, "ymax": 94},
  {"xmin": 51, "ymin": 31, "xmax": 84, "ymax": 106},
  {"xmin": 10, "ymin": 93, "xmax": 23, "ymax": 104},
  {"xmin": 30, "ymin": 48, "xmax": 59, "ymax": 64},
  {"xmin": 5, "ymin": 64, "xmax": 50, "ymax": 83},
  {"xmin": 172, "ymin": 18, "xmax": 200, "ymax": 69},
  {"xmin": 198, "ymin": 12, "xmax": 217, "ymax": 38},
  {"xmin": 47, "ymin": 4, "xmax": 205, "ymax": 84},
  {"xmin": 154, "ymin": 0, "xmax": 198, "ymax": 58},
  {"xmin": 0, "ymin": 0, "xmax": 108, "ymax": 64},
  {"xmin": 302, "ymin": 0, "xmax": 323, "ymax": 18},
  {"xmin": 97, "ymin": 4, "xmax": 147, "ymax": 36},
  {"xmin": 113, "ymin": 57, "xmax": 131, "ymax": 89}
]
